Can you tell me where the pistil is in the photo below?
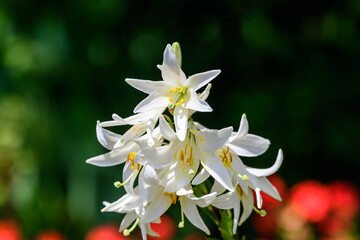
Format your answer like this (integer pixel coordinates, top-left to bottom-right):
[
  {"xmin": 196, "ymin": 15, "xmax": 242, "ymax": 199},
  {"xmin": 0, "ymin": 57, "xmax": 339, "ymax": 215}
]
[{"xmin": 123, "ymin": 218, "xmax": 140, "ymax": 236}]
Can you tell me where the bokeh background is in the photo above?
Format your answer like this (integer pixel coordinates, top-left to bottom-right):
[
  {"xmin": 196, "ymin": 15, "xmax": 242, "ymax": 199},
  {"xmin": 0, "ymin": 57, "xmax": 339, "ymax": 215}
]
[{"xmin": 1, "ymin": 0, "xmax": 359, "ymax": 239}]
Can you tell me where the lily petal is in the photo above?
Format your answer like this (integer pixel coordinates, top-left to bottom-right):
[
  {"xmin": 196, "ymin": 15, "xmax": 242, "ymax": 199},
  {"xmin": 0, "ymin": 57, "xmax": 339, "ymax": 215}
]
[
  {"xmin": 120, "ymin": 212, "xmax": 137, "ymax": 231},
  {"xmin": 233, "ymin": 198, "xmax": 241, "ymax": 234},
  {"xmin": 190, "ymin": 192, "xmax": 217, "ymax": 208},
  {"xmin": 134, "ymin": 91, "xmax": 169, "ymax": 114},
  {"xmin": 186, "ymin": 70, "xmax": 220, "ymax": 91},
  {"xmin": 144, "ymin": 223, "xmax": 159, "ymax": 237},
  {"xmin": 137, "ymin": 144, "xmax": 175, "ymax": 168},
  {"xmin": 181, "ymin": 197, "xmax": 210, "ymax": 235},
  {"xmin": 96, "ymin": 121, "xmax": 121, "ymax": 150},
  {"xmin": 159, "ymin": 115, "xmax": 177, "ymax": 141},
  {"xmin": 239, "ymin": 193, "xmax": 254, "ymax": 226},
  {"xmin": 211, "ymin": 192, "xmax": 237, "ymax": 209},
  {"xmin": 228, "ymin": 134, "xmax": 270, "ymax": 157},
  {"xmin": 184, "ymin": 89, "xmax": 212, "ymax": 112},
  {"xmin": 201, "ymin": 153, "xmax": 234, "ymax": 191},
  {"xmin": 211, "ymin": 180, "xmax": 226, "ymax": 195},
  {"xmin": 142, "ymin": 194, "xmax": 172, "ymax": 223},
  {"xmin": 86, "ymin": 142, "xmax": 137, "ymax": 166},
  {"xmin": 229, "ymin": 114, "xmax": 248, "ymax": 141},
  {"xmin": 160, "ymin": 44, "xmax": 186, "ymax": 85},
  {"xmin": 192, "ymin": 168, "xmax": 210, "ymax": 185},
  {"xmin": 196, "ymin": 127, "xmax": 233, "ymax": 152},
  {"xmin": 125, "ymin": 78, "xmax": 164, "ymax": 94},
  {"xmin": 246, "ymin": 149, "xmax": 283, "ymax": 177},
  {"xmin": 256, "ymin": 177, "xmax": 282, "ymax": 201},
  {"xmin": 174, "ymin": 106, "xmax": 189, "ymax": 141}
]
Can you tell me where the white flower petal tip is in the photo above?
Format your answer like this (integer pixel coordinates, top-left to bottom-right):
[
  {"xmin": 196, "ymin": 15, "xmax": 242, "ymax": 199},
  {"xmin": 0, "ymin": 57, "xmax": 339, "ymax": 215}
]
[
  {"xmin": 246, "ymin": 149, "xmax": 283, "ymax": 177},
  {"xmin": 187, "ymin": 70, "xmax": 221, "ymax": 91}
]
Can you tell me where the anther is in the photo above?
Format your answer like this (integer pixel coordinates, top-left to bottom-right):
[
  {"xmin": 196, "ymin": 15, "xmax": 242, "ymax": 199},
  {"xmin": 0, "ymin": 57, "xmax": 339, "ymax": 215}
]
[
  {"xmin": 174, "ymin": 86, "xmax": 178, "ymax": 93},
  {"xmin": 179, "ymin": 87, "xmax": 185, "ymax": 92},
  {"xmin": 169, "ymin": 97, "xmax": 173, "ymax": 102},
  {"xmin": 169, "ymin": 89, "xmax": 174, "ymax": 93}
]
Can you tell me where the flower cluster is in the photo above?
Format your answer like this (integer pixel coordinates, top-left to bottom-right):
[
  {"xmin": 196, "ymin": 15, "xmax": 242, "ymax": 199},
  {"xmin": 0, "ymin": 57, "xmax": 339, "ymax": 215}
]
[{"xmin": 86, "ymin": 43, "xmax": 283, "ymax": 239}]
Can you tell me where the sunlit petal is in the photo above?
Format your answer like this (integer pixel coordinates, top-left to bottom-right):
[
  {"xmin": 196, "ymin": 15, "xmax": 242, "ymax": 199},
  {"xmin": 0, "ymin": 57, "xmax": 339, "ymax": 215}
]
[
  {"xmin": 181, "ymin": 197, "xmax": 210, "ymax": 235},
  {"xmin": 142, "ymin": 194, "xmax": 172, "ymax": 223},
  {"xmin": 196, "ymin": 127, "xmax": 233, "ymax": 152},
  {"xmin": 186, "ymin": 70, "xmax": 220, "ymax": 91},
  {"xmin": 246, "ymin": 149, "xmax": 283, "ymax": 177},
  {"xmin": 125, "ymin": 78, "xmax": 164, "ymax": 94},
  {"xmin": 201, "ymin": 153, "xmax": 234, "ymax": 191},
  {"xmin": 174, "ymin": 106, "xmax": 189, "ymax": 141},
  {"xmin": 228, "ymin": 134, "xmax": 270, "ymax": 157}
]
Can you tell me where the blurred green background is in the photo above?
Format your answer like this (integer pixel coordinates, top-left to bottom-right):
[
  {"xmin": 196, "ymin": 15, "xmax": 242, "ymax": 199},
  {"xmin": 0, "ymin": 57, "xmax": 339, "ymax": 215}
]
[{"xmin": 1, "ymin": 0, "xmax": 359, "ymax": 239}]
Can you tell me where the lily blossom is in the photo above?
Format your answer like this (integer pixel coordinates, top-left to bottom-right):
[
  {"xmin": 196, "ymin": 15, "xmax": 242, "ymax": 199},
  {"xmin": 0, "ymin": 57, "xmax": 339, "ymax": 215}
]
[
  {"xmin": 212, "ymin": 184, "xmax": 257, "ymax": 235},
  {"xmin": 137, "ymin": 116, "xmax": 234, "ymax": 192},
  {"xmin": 126, "ymin": 44, "xmax": 220, "ymax": 141},
  {"xmin": 142, "ymin": 183, "xmax": 217, "ymax": 235}
]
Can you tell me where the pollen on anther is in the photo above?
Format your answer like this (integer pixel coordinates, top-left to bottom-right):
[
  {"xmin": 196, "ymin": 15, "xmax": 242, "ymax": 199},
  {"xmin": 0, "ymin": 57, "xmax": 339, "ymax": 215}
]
[
  {"xmin": 225, "ymin": 146, "xmax": 229, "ymax": 154},
  {"xmin": 179, "ymin": 151, "xmax": 185, "ymax": 161},
  {"xmin": 180, "ymin": 97, "xmax": 186, "ymax": 103},
  {"xmin": 169, "ymin": 89, "xmax": 174, "ymax": 93},
  {"xmin": 169, "ymin": 97, "xmax": 173, "ymax": 102},
  {"xmin": 179, "ymin": 87, "xmax": 185, "ymax": 92},
  {"xmin": 174, "ymin": 86, "xmax": 178, "ymax": 93}
]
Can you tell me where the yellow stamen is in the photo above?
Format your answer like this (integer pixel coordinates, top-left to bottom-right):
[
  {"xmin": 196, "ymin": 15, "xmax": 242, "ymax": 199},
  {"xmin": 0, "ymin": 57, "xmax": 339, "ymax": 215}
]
[
  {"xmin": 174, "ymin": 86, "xmax": 178, "ymax": 93},
  {"xmin": 174, "ymin": 102, "xmax": 182, "ymax": 106},
  {"xmin": 169, "ymin": 89, "xmax": 174, "ymax": 93},
  {"xmin": 127, "ymin": 152, "xmax": 135, "ymax": 163},
  {"xmin": 180, "ymin": 97, "xmax": 186, "ymax": 103},
  {"xmin": 169, "ymin": 97, "xmax": 173, "ymax": 102},
  {"xmin": 225, "ymin": 146, "xmax": 230, "ymax": 154},
  {"xmin": 164, "ymin": 192, "xmax": 177, "ymax": 204},
  {"xmin": 187, "ymin": 147, "xmax": 193, "ymax": 163},
  {"xmin": 179, "ymin": 87, "xmax": 185, "ymax": 92},
  {"xmin": 179, "ymin": 151, "xmax": 184, "ymax": 161}
]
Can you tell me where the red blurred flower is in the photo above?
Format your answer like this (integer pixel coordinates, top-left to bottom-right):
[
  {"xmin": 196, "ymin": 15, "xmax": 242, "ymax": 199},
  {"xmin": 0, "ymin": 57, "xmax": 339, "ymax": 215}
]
[
  {"xmin": 289, "ymin": 180, "xmax": 331, "ymax": 223},
  {"xmin": 0, "ymin": 219, "xmax": 21, "ymax": 240},
  {"xmin": 317, "ymin": 215, "xmax": 349, "ymax": 236},
  {"xmin": 252, "ymin": 209, "xmax": 278, "ymax": 237},
  {"xmin": 85, "ymin": 224, "xmax": 130, "ymax": 240},
  {"xmin": 36, "ymin": 230, "xmax": 65, "ymax": 240},
  {"xmin": 318, "ymin": 180, "xmax": 359, "ymax": 236},
  {"xmin": 329, "ymin": 180, "xmax": 359, "ymax": 219},
  {"xmin": 148, "ymin": 214, "xmax": 176, "ymax": 240}
]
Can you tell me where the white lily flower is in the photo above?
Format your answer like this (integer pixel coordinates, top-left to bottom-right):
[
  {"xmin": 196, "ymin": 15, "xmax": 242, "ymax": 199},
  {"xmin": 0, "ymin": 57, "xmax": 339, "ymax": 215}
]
[
  {"xmin": 100, "ymin": 108, "xmax": 164, "ymax": 147},
  {"xmin": 227, "ymin": 114, "xmax": 270, "ymax": 157},
  {"xmin": 102, "ymin": 186, "xmax": 160, "ymax": 240},
  {"xmin": 86, "ymin": 114, "xmax": 164, "ymax": 167},
  {"xmin": 138, "ymin": 117, "xmax": 234, "ymax": 192},
  {"xmin": 211, "ymin": 184, "xmax": 257, "ymax": 235},
  {"xmin": 192, "ymin": 114, "xmax": 283, "ymax": 208},
  {"xmin": 142, "ymin": 183, "xmax": 217, "ymax": 235},
  {"xmin": 126, "ymin": 44, "xmax": 221, "ymax": 141},
  {"xmin": 194, "ymin": 145, "xmax": 283, "ymax": 208}
]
